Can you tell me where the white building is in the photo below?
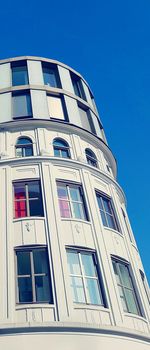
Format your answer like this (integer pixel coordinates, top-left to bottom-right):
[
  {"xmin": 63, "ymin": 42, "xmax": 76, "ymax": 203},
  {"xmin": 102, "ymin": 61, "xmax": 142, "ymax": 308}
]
[{"xmin": 0, "ymin": 56, "xmax": 149, "ymax": 349}]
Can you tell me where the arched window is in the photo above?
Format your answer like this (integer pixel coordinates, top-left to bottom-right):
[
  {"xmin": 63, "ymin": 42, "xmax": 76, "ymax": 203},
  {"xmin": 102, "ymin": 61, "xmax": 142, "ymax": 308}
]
[
  {"xmin": 53, "ymin": 138, "xmax": 70, "ymax": 158},
  {"xmin": 16, "ymin": 137, "xmax": 33, "ymax": 157},
  {"xmin": 85, "ymin": 148, "xmax": 97, "ymax": 167}
]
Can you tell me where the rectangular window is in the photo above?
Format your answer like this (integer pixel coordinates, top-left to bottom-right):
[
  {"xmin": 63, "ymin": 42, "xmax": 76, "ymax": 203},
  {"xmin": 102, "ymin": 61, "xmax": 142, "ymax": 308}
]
[
  {"xmin": 42, "ymin": 63, "xmax": 61, "ymax": 87},
  {"xmin": 47, "ymin": 95, "xmax": 65, "ymax": 120},
  {"xmin": 78, "ymin": 106, "xmax": 95, "ymax": 133},
  {"xmin": 140, "ymin": 270, "xmax": 150, "ymax": 305},
  {"xmin": 13, "ymin": 181, "xmax": 44, "ymax": 219},
  {"xmin": 12, "ymin": 61, "xmax": 28, "ymax": 86},
  {"xmin": 67, "ymin": 249, "xmax": 105, "ymax": 305},
  {"xmin": 12, "ymin": 92, "xmax": 32, "ymax": 118},
  {"xmin": 71, "ymin": 73, "xmax": 86, "ymax": 100},
  {"xmin": 57, "ymin": 182, "xmax": 88, "ymax": 220},
  {"xmin": 112, "ymin": 258, "xmax": 141, "ymax": 315},
  {"xmin": 96, "ymin": 192, "xmax": 119, "ymax": 231},
  {"xmin": 16, "ymin": 247, "xmax": 53, "ymax": 303}
]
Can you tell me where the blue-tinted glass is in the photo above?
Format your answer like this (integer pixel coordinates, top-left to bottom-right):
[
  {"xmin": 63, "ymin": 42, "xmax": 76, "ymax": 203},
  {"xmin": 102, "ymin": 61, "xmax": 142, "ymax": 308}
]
[
  {"xmin": 29, "ymin": 199, "xmax": 43, "ymax": 216},
  {"xmin": 72, "ymin": 202, "xmax": 85, "ymax": 219},
  {"xmin": 67, "ymin": 252, "xmax": 81, "ymax": 275},
  {"xmin": 119, "ymin": 264, "xmax": 132, "ymax": 288},
  {"xmin": 81, "ymin": 254, "xmax": 96, "ymax": 277},
  {"xmin": 70, "ymin": 187, "xmax": 80, "ymax": 202},
  {"xmin": 106, "ymin": 213, "xmax": 116, "ymax": 229},
  {"xmin": 124, "ymin": 289, "xmax": 139, "ymax": 314},
  {"xmin": 85, "ymin": 278, "xmax": 102, "ymax": 305},
  {"xmin": 12, "ymin": 66, "xmax": 28, "ymax": 86},
  {"xmin": 43, "ymin": 67, "xmax": 57, "ymax": 87},
  {"xmin": 28, "ymin": 182, "xmax": 40, "ymax": 199},
  {"xmin": 61, "ymin": 150, "xmax": 69, "ymax": 158},
  {"xmin": 100, "ymin": 210, "xmax": 107, "ymax": 226},
  {"xmin": 54, "ymin": 148, "xmax": 60, "ymax": 157},
  {"xmin": 17, "ymin": 251, "xmax": 31, "ymax": 275},
  {"xmin": 13, "ymin": 93, "xmax": 32, "ymax": 118},
  {"xmin": 33, "ymin": 249, "xmax": 48, "ymax": 274},
  {"xmin": 53, "ymin": 139, "xmax": 67, "ymax": 147},
  {"xmin": 57, "ymin": 185, "xmax": 68, "ymax": 199},
  {"xmin": 103, "ymin": 198, "xmax": 112, "ymax": 214},
  {"xmin": 16, "ymin": 138, "xmax": 32, "ymax": 145},
  {"xmin": 97, "ymin": 195, "xmax": 103, "ymax": 210},
  {"xmin": 35, "ymin": 275, "xmax": 52, "ymax": 302},
  {"xmin": 24, "ymin": 147, "xmax": 33, "ymax": 156},
  {"xmin": 70, "ymin": 276, "xmax": 85, "ymax": 303},
  {"xmin": 18, "ymin": 277, "xmax": 32, "ymax": 302}
]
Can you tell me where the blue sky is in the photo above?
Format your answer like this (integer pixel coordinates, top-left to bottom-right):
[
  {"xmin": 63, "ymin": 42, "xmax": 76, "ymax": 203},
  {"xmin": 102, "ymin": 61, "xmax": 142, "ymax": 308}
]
[{"xmin": 0, "ymin": 0, "xmax": 149, "ymax": 282}]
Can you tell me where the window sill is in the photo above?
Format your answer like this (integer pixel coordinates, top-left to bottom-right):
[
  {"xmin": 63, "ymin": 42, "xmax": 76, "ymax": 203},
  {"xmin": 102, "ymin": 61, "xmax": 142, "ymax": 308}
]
[
  {"xmin": 61, "ymin": 218, "xmax": 91, "ymax": 224},
  {"xmin": 13, "ymin": 216, "xmax": 45, "ymax": 223},
  {"xmin": 74, "ymin": 303, "xmax": 108, "ymax": 311},
  {"xmin": 104, "ymin": 227, "xmax": 122, "ymax": 236},
  {"xmin": 124, "ymin": 312, "xmax": 147, "ymax": 322},
  {"xmin": 16, "ymin": 303, "xmax": 54, "ymax": 309}
]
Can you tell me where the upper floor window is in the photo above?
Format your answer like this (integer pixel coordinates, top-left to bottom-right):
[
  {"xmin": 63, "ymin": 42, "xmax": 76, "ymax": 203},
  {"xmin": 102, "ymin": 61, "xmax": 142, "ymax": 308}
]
[
  {"xmin": 57, "ymin": 182, "xmax": 88, "ymax": 220},
  {"xmin": 78, "ymin": 105, "xmax": 95, "ymax": 133},
  {"xmin": 53, "ymin": 138, "xmax": 70, "ymax": 158},
  {"xmin": 15, "ymin": 247, "xmax": 53, "ymax": 304},
  {"xmin": 67, "ymin": 249, "xmax": 106, "ymax": 306},
  {"xmin": 13, "ymin": 180, "xmax": 44, "ymax": 219},
  {"xmin": 16, "ymin": 137, "xmax": 33, "ymax": 157},
  {"xmin": 70, "ymin": 72, "xmax": 86, "ymax": 100},
  {"xmin": 85, "ymin": 148, "xmax": 97, "ymax": 168},
  {"xmin": 12, "ymin": 92, "xmax": 32, "ymax": 119},
  {"xmin": 139, "ymin": 270, "xmax": 150, "ymax": 305},
  {"xmin": 112, "ymin": 258, "xmax": 142, "ymax": 315},
  {"xmin": 96, "ymin": 192, "xmax": 119, "ymax": 231},
  {"xmin": 12, "ymin": 61, "xmax": 28, "ymax": 86},
  {"xmin": 47, "ymin": 95, "xmax": 66, "ymax": 120},
  {"xmin": 42, "ymin": 63, "xmax": 61, "ymax": 88}
]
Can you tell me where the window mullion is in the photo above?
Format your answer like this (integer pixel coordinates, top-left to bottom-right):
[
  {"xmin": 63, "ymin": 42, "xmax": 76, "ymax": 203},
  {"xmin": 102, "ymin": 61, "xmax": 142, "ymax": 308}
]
[
  {"xmin": 25, "ymin": 184, "xmax": 30, "ymax": 216},
  {"xmin": 30, "ymin": 251, "xmax": 36, "ymax": 302}
]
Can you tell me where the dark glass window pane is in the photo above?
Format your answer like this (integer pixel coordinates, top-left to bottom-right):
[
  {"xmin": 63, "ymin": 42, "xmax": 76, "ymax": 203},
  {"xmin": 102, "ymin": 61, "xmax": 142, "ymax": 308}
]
[
  {"xmin": 33, "ymin": 249, "xmax": 49, "ymax": 274},
  {"xmin": 29, "ymin": 199, "xmax": 43, "ymax": 216},
  {"xmin": 12, "ymin": 66, "xmax": 28, "ymax": 86},
  {"xmin": 24, "ymin": 147, "xmax": 33, "ymax": 156},
  {"xmin": 72, "ymin": 202, "xmax": 85, "ymax": 220},
  {"xmin": 17, "ymin": 251, "xmax": 31, "ymax": 275},
  {"xmin": 13, "ymin": 93, "xmax": 32, "ymax": 118},
  {"xmin": 35, "ymin": 276, "xmax": 52, "ymax": 302},
  {"xmin": 18, "ymin": 277, "xmax": 32, "ymax": 302}
]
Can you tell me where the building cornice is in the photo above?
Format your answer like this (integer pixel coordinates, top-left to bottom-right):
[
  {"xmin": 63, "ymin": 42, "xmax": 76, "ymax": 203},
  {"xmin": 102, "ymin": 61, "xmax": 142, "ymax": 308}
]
[{"xmin": 0, "ymin": 323, "xmax": 149, "ymax": 343}]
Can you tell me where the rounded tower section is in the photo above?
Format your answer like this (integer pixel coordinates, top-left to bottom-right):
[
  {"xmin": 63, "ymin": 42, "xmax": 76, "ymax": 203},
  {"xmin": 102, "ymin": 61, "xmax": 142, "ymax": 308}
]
[{"xmin": 0, "ymin": 56, "xmax": 149, "ymax": 349}]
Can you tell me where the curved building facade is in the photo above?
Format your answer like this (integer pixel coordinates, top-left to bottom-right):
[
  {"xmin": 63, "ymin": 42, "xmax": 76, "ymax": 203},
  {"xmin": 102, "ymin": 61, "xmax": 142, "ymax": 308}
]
[{"xmin": 0, "ymin": 56, "xmax": 149, "ymax": 349}]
